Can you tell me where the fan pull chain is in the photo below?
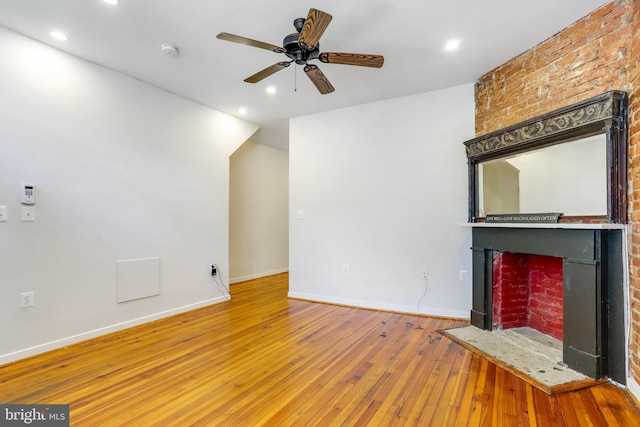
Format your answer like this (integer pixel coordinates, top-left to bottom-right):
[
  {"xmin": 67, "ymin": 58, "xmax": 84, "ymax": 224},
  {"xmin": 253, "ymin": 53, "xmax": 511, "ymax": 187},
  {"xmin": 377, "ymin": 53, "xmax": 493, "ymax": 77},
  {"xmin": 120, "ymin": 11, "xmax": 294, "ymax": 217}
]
[{"xmin": 294, "ymin": 64, "xmax": 298, "ymax": 92}]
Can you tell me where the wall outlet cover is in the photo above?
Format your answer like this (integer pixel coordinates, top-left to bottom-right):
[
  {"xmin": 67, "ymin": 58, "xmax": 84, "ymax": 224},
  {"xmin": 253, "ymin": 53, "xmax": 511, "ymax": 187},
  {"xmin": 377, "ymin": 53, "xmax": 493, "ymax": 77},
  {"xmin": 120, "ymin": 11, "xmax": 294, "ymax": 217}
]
[{"xmin": 20, "ymin": 291, "xmax": 35, "ymax": 308}]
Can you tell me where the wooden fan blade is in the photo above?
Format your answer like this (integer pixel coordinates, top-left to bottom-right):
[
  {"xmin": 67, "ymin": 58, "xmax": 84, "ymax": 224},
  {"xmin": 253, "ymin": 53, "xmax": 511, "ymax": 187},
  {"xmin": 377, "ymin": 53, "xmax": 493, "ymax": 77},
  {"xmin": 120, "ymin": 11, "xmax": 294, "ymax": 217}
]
[
  {"xmin": 304, "ymin": 64, "xmax": 335, "ymax": 94},
  {"xmin": 319, "ymin": 52, "xmax": 384, "ymax": 68},
  {"xmin": 244, "ymin": 62, "xmax": 291, "ymax": 83},
  {"xmin": 217, "ymin": 32, "xmax": 285, "ymax": 53},
  {"xmin": 298, "ymin": 8, "xmax": 332, "ymax": 51}
]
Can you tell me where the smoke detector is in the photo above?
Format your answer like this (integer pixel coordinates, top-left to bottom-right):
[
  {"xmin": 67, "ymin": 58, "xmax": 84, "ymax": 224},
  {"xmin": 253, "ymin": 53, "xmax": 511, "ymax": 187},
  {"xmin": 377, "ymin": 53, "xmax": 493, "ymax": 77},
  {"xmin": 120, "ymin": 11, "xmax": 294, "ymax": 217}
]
[{"xmin": 161, "ymin": 43, "xmax": 179, "ymax": 57}]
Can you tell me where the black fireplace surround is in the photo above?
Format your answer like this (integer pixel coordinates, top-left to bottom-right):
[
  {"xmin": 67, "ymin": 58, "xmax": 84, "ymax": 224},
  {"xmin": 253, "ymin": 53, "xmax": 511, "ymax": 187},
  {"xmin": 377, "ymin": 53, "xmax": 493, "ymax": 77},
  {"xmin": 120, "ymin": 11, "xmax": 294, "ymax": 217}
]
[
  {"xmin": 463, "ymin": 92, "xmax": 629, "ymax": 384},
  {"xmin": 470, "ymin": 226, "xmax": 625, "ymax": 383}
]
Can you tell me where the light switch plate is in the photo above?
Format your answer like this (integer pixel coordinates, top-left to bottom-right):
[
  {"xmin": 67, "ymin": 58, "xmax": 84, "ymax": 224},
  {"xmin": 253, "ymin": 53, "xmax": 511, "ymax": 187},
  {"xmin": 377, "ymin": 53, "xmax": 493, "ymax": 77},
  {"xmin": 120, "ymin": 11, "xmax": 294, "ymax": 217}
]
[
  {"xmin": 21, "ymin": 206, "xmax": 35, "ymax": 222},
  {"xmin": 0, "ymin": 206, "xmax": 7, "ymax": 222}
]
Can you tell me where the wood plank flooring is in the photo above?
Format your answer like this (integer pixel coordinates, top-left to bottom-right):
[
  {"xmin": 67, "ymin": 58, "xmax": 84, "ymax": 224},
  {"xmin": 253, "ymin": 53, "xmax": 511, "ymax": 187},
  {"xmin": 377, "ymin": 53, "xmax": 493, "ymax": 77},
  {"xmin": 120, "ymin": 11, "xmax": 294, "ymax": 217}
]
[{"xmin": 1, "ymin": 272, "xmax": 640, "ymax": 426}]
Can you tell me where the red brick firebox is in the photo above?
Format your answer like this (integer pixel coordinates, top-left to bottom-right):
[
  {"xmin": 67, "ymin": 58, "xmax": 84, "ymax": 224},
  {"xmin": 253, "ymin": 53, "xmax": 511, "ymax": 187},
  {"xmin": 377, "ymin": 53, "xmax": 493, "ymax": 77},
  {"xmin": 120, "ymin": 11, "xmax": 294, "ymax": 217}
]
[{"xmin": 492, "ymin": 252, "xmax": 564, "ymax": 340}]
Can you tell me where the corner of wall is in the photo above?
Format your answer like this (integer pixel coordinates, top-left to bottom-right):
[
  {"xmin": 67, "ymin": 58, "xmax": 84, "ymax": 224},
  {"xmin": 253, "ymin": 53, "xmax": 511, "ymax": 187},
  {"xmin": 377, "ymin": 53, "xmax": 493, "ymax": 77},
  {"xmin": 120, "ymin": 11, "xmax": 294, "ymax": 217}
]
[{"xmin": 628, "ymin": 376, "xmax": 640, "ymax": 406}]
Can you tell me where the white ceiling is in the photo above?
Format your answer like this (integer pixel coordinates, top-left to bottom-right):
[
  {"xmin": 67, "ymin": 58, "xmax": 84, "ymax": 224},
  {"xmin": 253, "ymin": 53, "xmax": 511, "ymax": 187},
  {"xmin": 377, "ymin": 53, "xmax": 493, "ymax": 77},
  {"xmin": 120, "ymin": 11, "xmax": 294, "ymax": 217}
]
[{"xmin": 0, "ymin": 0, "xmax": 608, "ymax": 150}]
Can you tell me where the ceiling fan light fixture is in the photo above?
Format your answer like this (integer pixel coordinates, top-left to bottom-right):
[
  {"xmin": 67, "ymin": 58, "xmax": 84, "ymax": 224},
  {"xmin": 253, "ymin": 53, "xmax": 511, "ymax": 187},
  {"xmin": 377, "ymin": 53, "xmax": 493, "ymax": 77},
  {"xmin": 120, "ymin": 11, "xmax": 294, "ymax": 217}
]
[{"xmin": 266, "ymin": 86, "xmax": 277, "ymax": 95}]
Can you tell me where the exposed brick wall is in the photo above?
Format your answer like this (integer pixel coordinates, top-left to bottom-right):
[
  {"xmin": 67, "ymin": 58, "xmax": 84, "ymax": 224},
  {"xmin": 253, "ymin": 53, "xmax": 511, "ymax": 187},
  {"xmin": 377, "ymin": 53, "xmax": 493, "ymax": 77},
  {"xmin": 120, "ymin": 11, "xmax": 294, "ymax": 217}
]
[
  {"xmin": 528, "ymin": 255, "xmax": 564, "ymax": 340},
  {"xmin": 476, "ymin": 0, "xmax": 640, "ymax": 385},
  {"xmin": 492, "ymin": 253, "xmax": 564, "ymax": 340},
  {"xmin": 493, "ymin": 252, "xmax": 529, "ymax": 329},
  {"xmin": 475, "ymin": 1, "xmax": 632, "ymax": 137},
  {"xmin": 629, "ymin": 0, "xmax": 640, "ymax": 389}
]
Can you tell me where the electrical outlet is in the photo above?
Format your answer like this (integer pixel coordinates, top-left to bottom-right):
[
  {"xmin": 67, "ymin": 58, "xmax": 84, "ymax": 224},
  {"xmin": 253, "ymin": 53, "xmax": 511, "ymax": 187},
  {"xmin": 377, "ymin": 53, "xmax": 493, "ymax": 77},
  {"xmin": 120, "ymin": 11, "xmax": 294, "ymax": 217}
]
[
  {"xmin": 210, "ymin": 264, "xmax": 217, "ymax": 277},
  {"xmin": 422, "ymin": 270, "xmax": 428, "ymax": 280},
  {"xmin": 459, "ymin": 270, "xmax": 469, "ymax": 282},
  {"xmin": 343, "ymin": 264, "xmax": 349, "ymax": 274},
  {"xmin": 20, "ymin": 292, "xmax": 35, "ymax": 308}
]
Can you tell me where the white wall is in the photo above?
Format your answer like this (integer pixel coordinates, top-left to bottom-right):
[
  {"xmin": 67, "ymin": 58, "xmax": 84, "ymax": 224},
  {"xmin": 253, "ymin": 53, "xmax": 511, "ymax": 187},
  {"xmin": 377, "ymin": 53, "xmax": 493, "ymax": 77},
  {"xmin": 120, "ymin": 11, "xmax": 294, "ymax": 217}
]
[
  {"xmin": 229, "ymin": 140, "xmax": 289, "ymax": 282},
  {"xmin": 289, "ymin": 84, "xmax": 475, "ymax": 317},
  {"xmin": 0, "ymin": 27, "xmax": 258, "ymax": 364}
]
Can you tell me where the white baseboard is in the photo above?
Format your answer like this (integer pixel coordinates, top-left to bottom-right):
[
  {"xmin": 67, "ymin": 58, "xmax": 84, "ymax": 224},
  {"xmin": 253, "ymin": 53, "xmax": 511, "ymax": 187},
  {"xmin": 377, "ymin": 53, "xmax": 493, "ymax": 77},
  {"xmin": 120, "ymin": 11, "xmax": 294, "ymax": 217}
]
[
  {"xmin": 230, "ymin": 268, "xmax": 288, "ymax": 284},
  {"xmin": 628, "ymin": 377, "xmax": 640, "ymax": 403},
  {"xmin": 288, "ymin": 291, "xmax": 468, "ymax": 319},
  {"xmin": 0, "ymin": 297, "xmax": 227, "ymax": 366}
]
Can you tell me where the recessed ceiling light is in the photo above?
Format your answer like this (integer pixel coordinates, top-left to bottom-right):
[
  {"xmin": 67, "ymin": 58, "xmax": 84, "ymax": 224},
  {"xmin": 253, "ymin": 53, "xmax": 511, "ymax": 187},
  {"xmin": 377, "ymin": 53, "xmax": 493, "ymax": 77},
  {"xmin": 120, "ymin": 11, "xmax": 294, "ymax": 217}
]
[
  {"xmin": 266, "ymin": 86, "xmax": 277, "ymax": 95},
  {"xmin": 238, "ymin": 108, "xmax": 248, "ymax": 116},
  {"xmin": 103, "ymin": 0, "xmax": 120, "ymax": 5},
  {"xmin": 49, "ymin": 31, "xmax": 68, "ymax": 41},
  {"xmin": 444, "ymin": 39, "xmax": 461, "ymax": 52}
]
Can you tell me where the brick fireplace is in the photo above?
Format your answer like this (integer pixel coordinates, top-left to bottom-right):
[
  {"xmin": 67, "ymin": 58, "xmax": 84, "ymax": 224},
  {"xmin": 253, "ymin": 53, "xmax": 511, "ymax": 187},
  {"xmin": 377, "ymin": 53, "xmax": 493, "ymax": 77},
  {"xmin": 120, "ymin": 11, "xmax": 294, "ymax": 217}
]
[
  {"xmin": 470, "ymin": 225, "xmax": 626, "ymax": 383},
  {"xmin": 492, "ymin": 252, "xmax": 563, "ymax": 341},
  {"xmin": 463, "ymin": 91, "xmax": 629, "ymax": 384}
]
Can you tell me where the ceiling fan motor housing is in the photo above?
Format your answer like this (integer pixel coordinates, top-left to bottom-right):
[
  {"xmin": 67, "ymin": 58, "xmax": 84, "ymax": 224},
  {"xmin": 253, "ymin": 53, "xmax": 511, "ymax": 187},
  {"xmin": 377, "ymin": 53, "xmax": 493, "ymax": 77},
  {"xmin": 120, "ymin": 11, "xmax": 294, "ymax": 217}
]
[{"xmin": 283, "ymin": 32, "xmax": 319, "ymax": 64}]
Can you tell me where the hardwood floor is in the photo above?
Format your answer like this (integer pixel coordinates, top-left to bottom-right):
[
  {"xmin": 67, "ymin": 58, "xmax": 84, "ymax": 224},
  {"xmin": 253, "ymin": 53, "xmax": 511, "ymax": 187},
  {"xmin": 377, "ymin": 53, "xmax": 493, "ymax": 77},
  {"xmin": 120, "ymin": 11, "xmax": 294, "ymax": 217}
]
[{"xmin": 1, "ymin": 272, "xmax": 639, "ymax": 426}]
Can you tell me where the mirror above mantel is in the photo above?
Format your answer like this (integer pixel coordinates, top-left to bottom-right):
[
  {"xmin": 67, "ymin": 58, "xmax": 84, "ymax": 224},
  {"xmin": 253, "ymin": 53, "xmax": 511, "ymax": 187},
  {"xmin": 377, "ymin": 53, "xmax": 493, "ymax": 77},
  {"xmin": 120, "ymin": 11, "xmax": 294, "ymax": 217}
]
[{"xmin": 464, "ymin": 91, "xmax": 628, "ymax": 224}]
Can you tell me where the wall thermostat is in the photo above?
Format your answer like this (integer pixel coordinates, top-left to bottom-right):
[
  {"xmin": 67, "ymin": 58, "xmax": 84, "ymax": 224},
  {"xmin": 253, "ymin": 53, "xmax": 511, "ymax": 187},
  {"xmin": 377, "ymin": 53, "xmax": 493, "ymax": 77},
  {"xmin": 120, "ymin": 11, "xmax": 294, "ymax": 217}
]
[{"xmin": 21, "ymin": 183, "xmax": 35, "ymax": 205}]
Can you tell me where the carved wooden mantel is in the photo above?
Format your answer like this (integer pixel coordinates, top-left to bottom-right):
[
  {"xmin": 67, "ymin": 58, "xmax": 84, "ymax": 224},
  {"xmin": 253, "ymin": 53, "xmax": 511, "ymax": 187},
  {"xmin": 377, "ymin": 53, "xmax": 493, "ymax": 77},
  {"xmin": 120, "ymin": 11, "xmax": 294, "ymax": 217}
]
[
  {"xmin": 464, "ymin": 91, "xmax": 627, "ymax": 159},
  {"xmin": 463, "ymin": 91, "xmax": 628, "ymax": 223}
]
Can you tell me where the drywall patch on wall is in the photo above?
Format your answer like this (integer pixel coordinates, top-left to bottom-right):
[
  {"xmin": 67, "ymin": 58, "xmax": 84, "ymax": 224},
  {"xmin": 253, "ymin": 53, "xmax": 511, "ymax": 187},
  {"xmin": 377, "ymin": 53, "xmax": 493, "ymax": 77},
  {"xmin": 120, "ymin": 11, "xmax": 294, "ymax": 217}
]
[{"xmin": 117, "ymin": 257, "xmax": 160, "ymax": 303}]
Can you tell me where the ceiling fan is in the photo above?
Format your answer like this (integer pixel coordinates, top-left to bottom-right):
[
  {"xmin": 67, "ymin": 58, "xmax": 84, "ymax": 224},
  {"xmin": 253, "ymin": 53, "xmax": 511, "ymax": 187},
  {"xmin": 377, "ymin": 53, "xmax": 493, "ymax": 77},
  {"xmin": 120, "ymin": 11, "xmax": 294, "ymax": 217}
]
[{"xmin": 216, "ymin": 8, "xmax": 384, "ymax": 94}]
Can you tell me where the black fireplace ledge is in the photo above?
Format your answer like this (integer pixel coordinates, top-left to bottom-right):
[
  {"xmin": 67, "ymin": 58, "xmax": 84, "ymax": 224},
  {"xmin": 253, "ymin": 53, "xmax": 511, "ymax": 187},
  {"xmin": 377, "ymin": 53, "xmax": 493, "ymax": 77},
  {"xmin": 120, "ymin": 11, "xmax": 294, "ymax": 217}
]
[{"xmin": 461, "ymin": 223, "xmax": 627, "ymax": 230}]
